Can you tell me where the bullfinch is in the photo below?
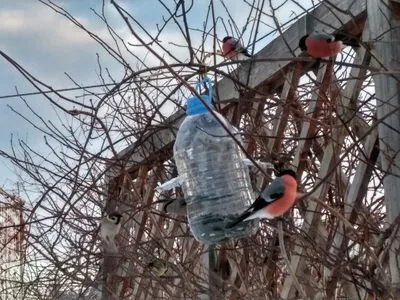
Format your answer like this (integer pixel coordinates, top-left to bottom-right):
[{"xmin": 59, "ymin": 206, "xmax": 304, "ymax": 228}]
[
  {"xmin": 298, "ymin": 33, "xmax": 359, "ymax": 58},
  {"xmin": 99, "ymin": 211, "xmax": 122, "ymax": 253},
  {"xmin": 222, "ymin": 36, "xmax": 252, "ymax": 60},
  {"xmin": 227, "ymin": 169, "xmax": 297, "ymax": 228}
]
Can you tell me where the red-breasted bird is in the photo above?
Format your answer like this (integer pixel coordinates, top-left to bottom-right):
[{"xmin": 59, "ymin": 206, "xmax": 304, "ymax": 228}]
[
  {"xmin": 222, "ymin": 36, "xmax": 252, "ymax": 60},
  {"xmin": 298, "ymin": 33, "xmax": 359, "ymax": 58},
  {"xmin": 227, "ymin": 169, "xmax": 297, "ymax": 228}
]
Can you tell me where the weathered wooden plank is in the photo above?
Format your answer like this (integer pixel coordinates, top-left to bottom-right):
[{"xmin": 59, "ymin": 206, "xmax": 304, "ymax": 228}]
[
  {"xmin": 299, "ymin": 135, "xmax": 379, "ymax": 299},
  {"xmin": 128, "ymin": 167, "xmax": 158, "ymax": 300},
  {"xmin": 292, "ymin": 62, "xmax": 332, "ymax": 175},
  {"xmin": 101, "ymin": 172, "xmax": 129, "ymax": 300},
  {"xmin": 125, "ymin": 166, "xmax": 177, "ymax": 299},
  {"xmin": 367, "ymin": 0, "xmax": 400, "ymax": 291},
  {"xmin": 244, "ymin": 90, "xmax": 267, "ymax": 156},
  {"xmin": 280, "ymin": 62, "xmax": 332, "ymax": 299},
  {"xmin": 282, "ymin": 127, "xmax": 339, "ymax": 298},
  {"xmin": 267, "ymin": 65, "xmax": 302, "ymax": 159},
  {"xmin": 170, "ymin": 239, "xmax": 202, "ymax": 298},
  {"xmin": 113, "ymin": 176, "xmax": 141, "ymax": 299},
  {"xmin": 105, "ymin": 118, "xmax": 183, "ymax": 181},
  {"xmin": 317, "ymin": 28, "xmax": 376, "ymax": 298},
  {"xmin": 329, "ymin": 131, "xmax": 378, "ymax": 296}
]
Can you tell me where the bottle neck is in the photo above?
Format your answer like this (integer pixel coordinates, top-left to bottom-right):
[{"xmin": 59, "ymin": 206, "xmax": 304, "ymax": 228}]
[{"xmin": 186, "ymin": 95, "xmax": 213, "ymax": 116}]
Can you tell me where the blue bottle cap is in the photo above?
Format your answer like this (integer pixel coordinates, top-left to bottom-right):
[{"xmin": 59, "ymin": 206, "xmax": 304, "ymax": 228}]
[{"xmin": 186, "ymin": 94, "xmax": 214, "ymax": 115}]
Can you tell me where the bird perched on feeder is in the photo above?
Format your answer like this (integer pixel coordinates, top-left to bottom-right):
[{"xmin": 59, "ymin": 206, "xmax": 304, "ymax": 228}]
[
  {"xmin": 298, "ymin": 33, "xmax": 359, "ymax": 58},
  {"xmin": 227, "ymin": 169, "xmax": 297, "ymax": 228},
  {"xmin": 99, "ymin": 211, "xmax": 123, "ymax": 253},
  {"xmin": 147, "ymin": 260, "xmax": 168, "ymax": 277},
  {"xmin": 221, "ymin": 36, "xmax": 252, "ymax": 61}
]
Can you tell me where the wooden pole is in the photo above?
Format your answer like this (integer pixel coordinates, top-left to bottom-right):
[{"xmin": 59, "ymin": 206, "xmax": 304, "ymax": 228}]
[{"xmin": 367, "ymin": 0, "xmax": 400, "ymax": 293}]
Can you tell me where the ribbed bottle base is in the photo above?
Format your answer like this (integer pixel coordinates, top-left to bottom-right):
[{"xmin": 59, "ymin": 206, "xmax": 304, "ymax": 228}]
[{"xmin": 189, "ymin": 211, "xmax": 259, "ymax": 244}]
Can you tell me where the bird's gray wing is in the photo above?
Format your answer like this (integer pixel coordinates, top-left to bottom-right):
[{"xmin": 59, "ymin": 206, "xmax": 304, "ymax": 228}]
[
  {"xmin": 260, "ymin": 177, "xmax": 286, "ymax": 203},
  {"xmin": 230, "ymin": 37, "xmax": 246, "ymax": 51},
  {"xmin": 99, "ymin": 239, "xmax": 118, "ymax": 254},
  {"xmin": 311, "ymin": 33, "xmax": 335, "ymax": 42}
]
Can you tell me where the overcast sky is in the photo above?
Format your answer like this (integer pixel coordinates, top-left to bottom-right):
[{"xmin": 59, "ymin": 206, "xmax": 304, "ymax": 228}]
[{"xmin": 0, "ymin": 0, "xmax": 316, "ymax": 193}]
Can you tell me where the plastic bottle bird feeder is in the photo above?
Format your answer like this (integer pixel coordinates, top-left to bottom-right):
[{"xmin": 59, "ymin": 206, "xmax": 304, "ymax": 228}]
[{"xmin": 171, "ymin": 77, "xmax": 259, "ymax": 244}]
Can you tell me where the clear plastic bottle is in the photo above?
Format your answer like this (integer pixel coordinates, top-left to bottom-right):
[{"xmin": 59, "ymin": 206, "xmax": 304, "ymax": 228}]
[{"xmin": 173, "ymin": 78, "xmax": 258, "ymax": 244}]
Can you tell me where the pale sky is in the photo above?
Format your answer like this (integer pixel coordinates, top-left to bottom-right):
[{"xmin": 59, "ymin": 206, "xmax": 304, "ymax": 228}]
[{"xmin": 0, "ymin": 0, "xmax": 316, "ymax": 193}]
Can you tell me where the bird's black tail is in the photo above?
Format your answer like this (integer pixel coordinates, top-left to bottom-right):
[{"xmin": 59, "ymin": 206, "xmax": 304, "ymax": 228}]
[
  {"xmin": 162, "ymin": 200, "xmax": 172, "ymax": 213},
  {"xmin": 227, "ymin": 211, "xmax": 252, "ymax": 228},
  {"xmin": 334, "ymin": 34, "xmax": 360, "ymax": 48},
  {"xmin": 333, "ymin": 34, "xmax": 347, "ymax": 41},
  {"xmin": 342, "ymin": 41, "xmax": 360, "ymax": 48},
  {"xmin": 241, "ymin": 50, "xmax": 252, "ymax": 57}
]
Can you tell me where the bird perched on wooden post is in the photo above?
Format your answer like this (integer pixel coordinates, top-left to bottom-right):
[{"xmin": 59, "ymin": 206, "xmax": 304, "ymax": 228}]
[
  {"xmin": 298, "ymin": 33, "xmax": 359, "ymax": 58},
  {"xmin": 227, "ymin": 169, "xmax": 297, "ymax": 228},
  {"xmin": 99, "ymin": 211, "xmax": 123, "ymax": 253},
  {"xmin": 221, "ymin": 36, "xmax": 252, "ymax": 61}
]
